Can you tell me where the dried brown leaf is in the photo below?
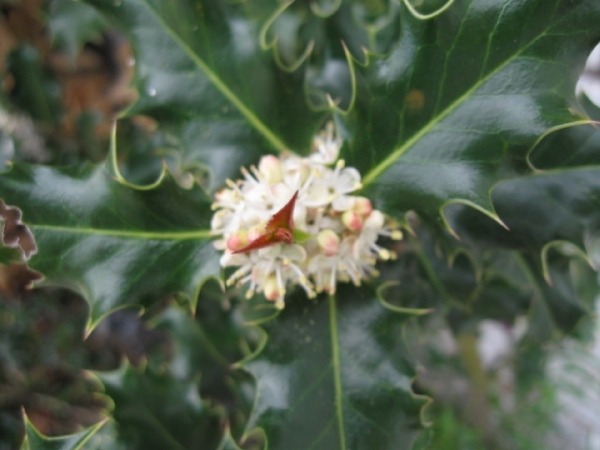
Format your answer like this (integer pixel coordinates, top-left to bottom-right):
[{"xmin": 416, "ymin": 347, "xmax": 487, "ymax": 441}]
[{"xmin": 0, "ymin": 198, "xmax": 37, "ymax": 260}]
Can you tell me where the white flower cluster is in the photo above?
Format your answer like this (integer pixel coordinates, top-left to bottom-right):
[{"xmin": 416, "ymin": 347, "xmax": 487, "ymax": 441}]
[{"xmin": 211, "ymin": 123, "xmax": 402, "ymax": 309}]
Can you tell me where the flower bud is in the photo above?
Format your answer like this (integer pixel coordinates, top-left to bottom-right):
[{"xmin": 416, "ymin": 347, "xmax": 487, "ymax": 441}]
[
  {"xmin": 226, "ymin": 231, "xmax": 248, "ymax": 252},
  {"xmin": 259, "ymin": 155, "xmax": 284, "ymax": 184},
  {"xmin": 342, "ymin": 210, "xmax": 364, "ymax": 232},
  {"xmin": 353, "ymin": 196, "xmax": 373, "ymax": 217},
  {"xmin": 264, "ymin": 275, "xmax": 283, "ymax": 302},
  {"xmin": 364, "ymin": 210, "xmax": 384, "ymax": 229},
  {"xmin": 317, "ymin": 229, "xmax": 340, "ymax": 256},
  {"xmin": 247, "ymin": 224, "xmax": 264, "ymax": 243}
]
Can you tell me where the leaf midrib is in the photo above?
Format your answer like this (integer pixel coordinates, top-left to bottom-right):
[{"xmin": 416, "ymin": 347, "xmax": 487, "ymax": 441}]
[
  {"xmin": 361, "ymin": 3, "xmax": 562, "ymax": 187},
  {"xmin": 31, "ymin": 224, "xmax": 212, "ymax": 240},
  {"xmin": 328, "ymin": 294, "xmax": 346, "ymax": 450},
  {"xmin": 139, "ymin": 0, "xmax": 289, "ymax": 154}
]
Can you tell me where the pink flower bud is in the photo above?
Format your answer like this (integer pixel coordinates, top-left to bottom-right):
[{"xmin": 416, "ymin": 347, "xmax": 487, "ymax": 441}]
[
  {"xmin": 365, "ymin": 210, "xmax": 384, "ymax": 229},
  {"xmin": 264, "ymin": 275, "xmax": 283, "ymax": 301},
  {"xmin": 226, "ymin": 231, "xmax": 249, "ymax": 252},
  {"xmin": 317, "ymin": 229, "xmax": 340, "ymax": 256},
  {"xmin": 247, "ymin": 224, "xmax": 264, "ymax": 242},
  {"xmin": 259, "ymin": 155, "xmax": 284, "ymax": 184},
  {"xmin": 353, "ymin": 196, "xmax": 373, "ymax": 217},
  {"xmin": 342, "ymin": 210, "xmax": 364, "ymax": 232}
]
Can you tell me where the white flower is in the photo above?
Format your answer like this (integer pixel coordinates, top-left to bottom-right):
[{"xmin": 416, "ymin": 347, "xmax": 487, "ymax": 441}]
[
  {"xmin": 224, "ymin": 244, "xmax": 314, "ymax": 309},
  {"xmin": 327, "ymin": 160, "xmax": 362, "ymax": 211},
  {"xmin": 210, "ymin": 122, "xmax": 401, "ymax": 308},
  {"xmin": 309, "ymin": 121, "xmax": 342, "ymax": 165}
]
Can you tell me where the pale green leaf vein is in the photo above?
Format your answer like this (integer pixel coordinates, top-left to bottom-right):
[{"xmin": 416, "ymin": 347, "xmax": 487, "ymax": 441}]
[
  {"xmin": 287, "ymin": 362, "xmax": 332, "ymax": 414},
  {"xmin": 32, "ymin": 224, "xmax": 212, "ymax": 240},
  {"xmin": 307, "ymin": 417, "xmax": 336, "ymax": 450},
  {"xmin": 140, "ymin": 0, "xmax": 288, "ymax": 154},
  {"xmin": 362, "ymin": 13, "xmax": 560, "ymax": 187},
  {"xmin": 328, "ymin": 294, "xmax": 346, "ymax": 449}
]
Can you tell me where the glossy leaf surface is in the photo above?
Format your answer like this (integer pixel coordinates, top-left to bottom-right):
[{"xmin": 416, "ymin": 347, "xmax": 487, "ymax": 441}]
[
  {"xmin": 83, "ymin": 0, "xmax": 325, "ymax": 190},
  {"xmin": 0, "ymin": 162, "xmax": 218, "ymax": 329},
  {"xmin": 243, "ymin": 286, "xmax": 428, "ymax": 450},
  {"xmin": 97, "ymin": 363, "xmax": 222, "ymax": 450},
  {"xmin": 341, "ymin": 0, "xmax": 600, "ymax": 224},
  {"xmin": 3, "ymin": 0, "xmax": 600, "ymax": 448}
]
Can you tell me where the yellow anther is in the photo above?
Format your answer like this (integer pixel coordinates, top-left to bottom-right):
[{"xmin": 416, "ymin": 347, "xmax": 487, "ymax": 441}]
[
  {"xmin": 391, "ymin": 230, "xmax": 403, "ymax": 240},
  {"xmin": 379, "ymin": 249, "xmax": 391, "ymax": 260}
]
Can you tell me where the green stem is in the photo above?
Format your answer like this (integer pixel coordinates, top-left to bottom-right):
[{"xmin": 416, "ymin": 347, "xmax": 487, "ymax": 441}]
[{"xmin": 457, "ymin": 332, "xmax": 490, "ymax": 431}]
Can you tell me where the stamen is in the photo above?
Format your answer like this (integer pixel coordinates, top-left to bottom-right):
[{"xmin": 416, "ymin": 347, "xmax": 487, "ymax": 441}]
[
  {"xmin": 379, "ymin": 249, "xmax": 391, "ymax": 260},
  {"xmin": 329, "ymin": 269, "xmax": 336, "ymax": 294},
  {"xmin": 250, "ymin": 165, "xmax": 261, "ymax": 180},
  {"xmin": 211, "ymin": 123, "xmax": 401, "ymax": 308},
  {"xmin": 391, "ymin": 230, "xmax": 403, "ymax": 240}
]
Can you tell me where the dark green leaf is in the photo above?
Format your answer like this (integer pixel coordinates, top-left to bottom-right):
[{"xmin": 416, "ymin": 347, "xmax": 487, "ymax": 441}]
[
  {"xmin": 97, "ymin": 363, "xmax": 222, "ymax": 450},
  {"xmin": 83, "ymin": 0, "xmax": 326, "ymax": 190},
  {"xmin": 21, "ymin": 413, "xmax": 107, "ymax": 450},
  {"xmin": 149, "ymin": 281, "xmax": 260, "ymax": 442},
  {"xmin": 243, "ymin": 286, "xmax": 428, "ymax": 450},
  {"xmin": 151, "ymin": 289, "xmax": 258, "ymax": 396},
  {"xmin": 257, "ymin": 0, "xmax": 400, "ymax": 109},
  {"xmin": 0, "ymin": 161, "xmax": 219, "ymax": 330},
  {"xmin": 7, "ymin": 46, "xmax": 62, "ymax": 124},
  {"xmin": 529, "ymin": 122, "xmax": 600, "ymax": 169},
  {"xmin": 46, "ymin": 0, "xmax": 109, "ymax": 61},
  {"xmin": 445, "ymin": 166, "xmax": 600, "ymax": 332},
  {"xmin": 341, "ymin": 0, "xmax": 600, "ymax": 224},
  {"xmin": 447, "ymin": 168, "xmax": 600, "ymax": 264}
]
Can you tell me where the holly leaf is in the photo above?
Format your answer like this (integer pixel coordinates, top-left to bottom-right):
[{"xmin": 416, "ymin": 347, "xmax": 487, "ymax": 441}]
[
  {"xmin": 341, "ymin": 0, "xmax": 600, "ymax": 226},
  {"xmin": 381, "ymin": 223, "xmax": 533, "ymax": 329},
  {"xmin": 83, "ymin": 0, "xmax": 325, "ymax": 191},
  {"xmin": 446, "ymin": 166, "xmax": 600, "ymax": 334},
  {"xmin": 444, "ymin": 124, "xmax": 600, "ymax": 332},
  {"xmin": 216, "ymin": 431, "xmax": 244, "ymax": 450},
  {"xmin": 529, "ymin": 123, "xmax": 600, "ymax": 169},
  {"xmin": 241, "ymin": 285, "xmax": 429, "ymax": 450},
  {"xmin": 0, "ymin": 160, "xmax": 219, "ymax": 331},
  {"xmin": 4, "ymin": 1, "xmax": 600, "ymax": 449},
  {"xmin": 96, "ymin": 362, "xmax": 223, "ymax": 450},
  {"xmin": 20, "ymin": 412, "xmax": 108, "ymax": 450},
  {"xmin": 94, "ymin": 281, "xmax": 259, "ymax": 450},
  {"xmin": 46, "ymin": 0, "xmax": 109, "ymax": 61},
  {"xmin": 150, "ymin": 282, "xmax": 260, "ymax": 424}
]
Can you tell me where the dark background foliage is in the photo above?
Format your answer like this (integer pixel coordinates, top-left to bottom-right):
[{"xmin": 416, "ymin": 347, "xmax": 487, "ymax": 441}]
[{"xmin": 1, "ymin": 1, "xmax": 600, "ymax": 449}]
